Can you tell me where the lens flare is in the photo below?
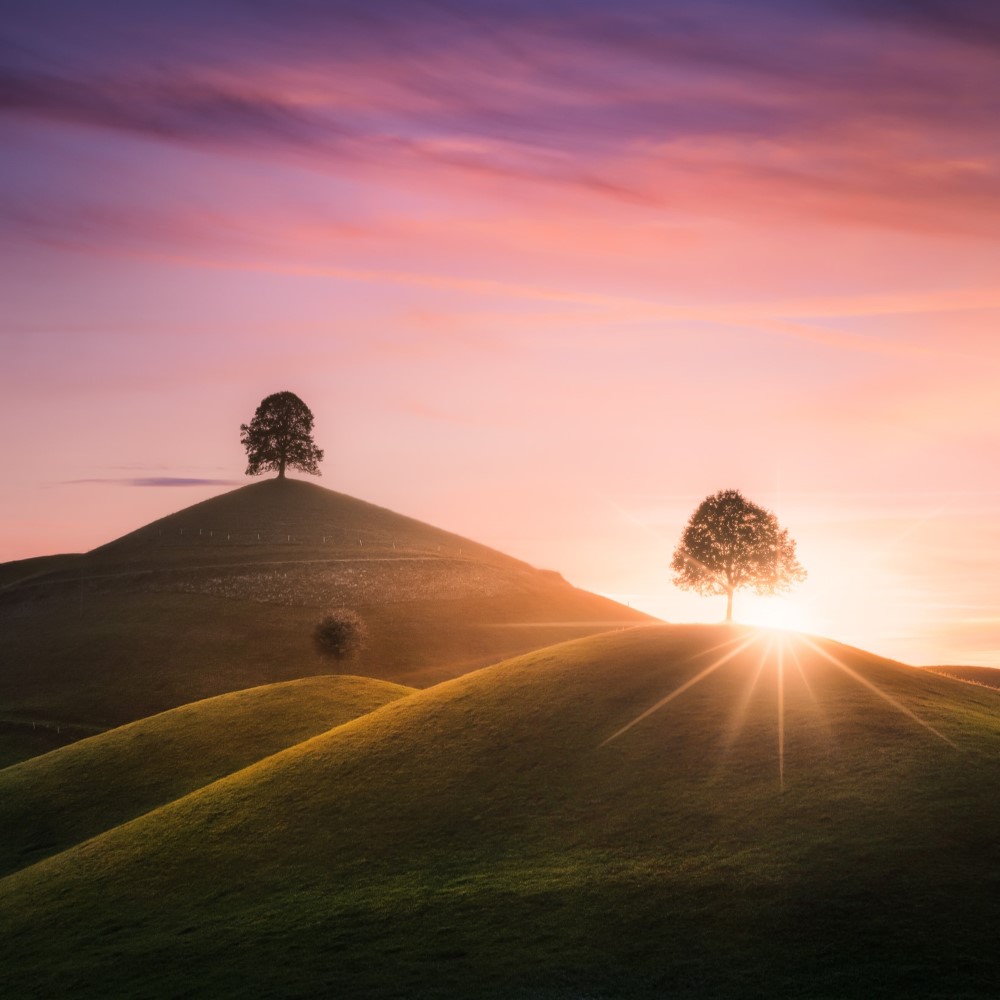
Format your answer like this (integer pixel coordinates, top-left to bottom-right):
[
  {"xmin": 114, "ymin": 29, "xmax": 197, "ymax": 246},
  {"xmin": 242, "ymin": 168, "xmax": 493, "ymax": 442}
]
[{"xmin": 600, "ymin": 629, "xmax": 957, "ymax": 787}]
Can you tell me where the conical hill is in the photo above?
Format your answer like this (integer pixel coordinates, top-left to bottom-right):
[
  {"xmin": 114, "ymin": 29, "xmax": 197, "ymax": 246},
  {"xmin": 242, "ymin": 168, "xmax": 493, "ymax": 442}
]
[{"xmin": 0, "ymin": 480, "xmax": 649, "ymax": 755}]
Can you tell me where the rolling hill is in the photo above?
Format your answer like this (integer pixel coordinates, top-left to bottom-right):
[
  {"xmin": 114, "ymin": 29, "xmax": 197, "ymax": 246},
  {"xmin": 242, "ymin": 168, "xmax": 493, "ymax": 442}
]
[
  {"xmin": 2, "ymin": 624, "xmax": 997, "ymax": 998},
  {"xmin": 0, "ymin": 478, "xmax": 648, "ymax": 762},
  {"xmin": 0, "ymin": 674, "xmax": 412, "ymax": 878}
]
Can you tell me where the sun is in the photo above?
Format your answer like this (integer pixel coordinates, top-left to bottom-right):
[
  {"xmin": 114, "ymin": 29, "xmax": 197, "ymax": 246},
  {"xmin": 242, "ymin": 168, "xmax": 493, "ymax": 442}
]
[{"xmin": 740, "ymin": 595, "xmax": 814, "ymax": 633}]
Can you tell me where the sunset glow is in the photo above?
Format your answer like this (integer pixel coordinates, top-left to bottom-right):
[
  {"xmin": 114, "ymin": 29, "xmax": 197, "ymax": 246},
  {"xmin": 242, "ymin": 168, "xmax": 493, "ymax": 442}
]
[
  {"xmin": 2, "ymin": 2, "xmax": 999, "ymax": 667},
  {"xmin": 740, "ymin": 596, "xmax": 816, "ymax": 635}
]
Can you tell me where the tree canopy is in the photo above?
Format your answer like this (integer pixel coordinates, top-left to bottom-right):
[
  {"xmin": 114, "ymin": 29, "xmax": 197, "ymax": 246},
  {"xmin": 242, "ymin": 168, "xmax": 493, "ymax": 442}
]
[
  {"xmin": 240, "ymin": 391, "xmax": 323, "ymax": 479},
  {"xmin": 670, "ymin": 489, "xmax": 805, "ymax": 622}
]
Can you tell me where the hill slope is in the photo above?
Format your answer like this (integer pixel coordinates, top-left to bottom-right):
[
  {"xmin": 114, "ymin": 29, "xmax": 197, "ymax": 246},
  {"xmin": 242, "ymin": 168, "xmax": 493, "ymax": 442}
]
[
  {"xmin": 928, "ymin": 665, "xmax": 1000, "ymax": 690},
  {"xmin": 2, "ymin": 625, "xmax": 997, "ymax": 998},
  {"xmin": 0, "ymin": 675, "xmax": 413, "ymax": 879},
  {"xmin": 0, "ymin": 479, "xmax": 648, "ymax": 758},
  {"xmin": 88, "ymin": 476, "xmax": 529, "ymax": 568}
]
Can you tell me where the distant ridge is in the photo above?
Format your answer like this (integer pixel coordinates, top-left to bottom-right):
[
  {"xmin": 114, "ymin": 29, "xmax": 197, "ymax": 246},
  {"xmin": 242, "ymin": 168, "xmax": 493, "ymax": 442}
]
[
  {"xmin": 927, "ymin": 665, "xmax": 1000, "ymax": 691},
  {"xmin": 0, "ymin": 479, "xmax": 651, "ymax": 760}
]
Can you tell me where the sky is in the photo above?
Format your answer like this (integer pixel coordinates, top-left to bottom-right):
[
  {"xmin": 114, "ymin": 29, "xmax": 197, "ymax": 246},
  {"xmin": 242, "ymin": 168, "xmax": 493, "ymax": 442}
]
[{"xmin": 2, "ymin": 0, "xmax": 1000, "ymax": 666}]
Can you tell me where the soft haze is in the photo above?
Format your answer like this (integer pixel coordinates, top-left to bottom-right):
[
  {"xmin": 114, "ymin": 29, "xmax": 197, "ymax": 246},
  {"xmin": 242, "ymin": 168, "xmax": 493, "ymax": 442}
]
[{"xmin": 3, "ymin": 1, "xmax": 999, "ymax": 666}]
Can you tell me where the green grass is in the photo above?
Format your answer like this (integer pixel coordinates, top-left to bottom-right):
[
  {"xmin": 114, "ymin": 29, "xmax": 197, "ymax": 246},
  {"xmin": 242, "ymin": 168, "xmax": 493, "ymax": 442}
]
[
  {"xmin": 2, "ymin": 624, "xmax": 997, "ymax": 998},
  {"xmin": 0, "ymin": 479, "xmax": 647, "ymax": 761},
  {"xmin": 0, "ymin": 675, "xmax": 412, "ymax": 878}
]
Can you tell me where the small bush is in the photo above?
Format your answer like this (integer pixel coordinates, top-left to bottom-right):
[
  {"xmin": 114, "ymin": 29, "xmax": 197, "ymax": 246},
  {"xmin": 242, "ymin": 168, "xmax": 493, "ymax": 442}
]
[{"xmin": 313, "ymin": 608, "xmax": 368, "ymax": 665}]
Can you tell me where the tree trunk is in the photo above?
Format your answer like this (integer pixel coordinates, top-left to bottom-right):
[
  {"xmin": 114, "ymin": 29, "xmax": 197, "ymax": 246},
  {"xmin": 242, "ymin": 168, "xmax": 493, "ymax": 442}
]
[
  {"xmin": 278, "ymin": 457, "xmax": 286, "ymax": 479},
  {"xmin": 725, "ymin": 589, "xmax": 733, "ymax": 623}
]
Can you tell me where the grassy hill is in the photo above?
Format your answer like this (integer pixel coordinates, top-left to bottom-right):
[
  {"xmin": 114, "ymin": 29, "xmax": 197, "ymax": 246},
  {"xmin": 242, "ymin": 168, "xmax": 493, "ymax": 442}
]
[
  {"xmin": 0, "ymin": 478, "xmax": 648, "ymax": 761},
  {"xmin": 0, "ymin": 674, "xmax": 412, "ymax": 879},
  {"xmin": 2, "ymin": 624, "xmax": 997, "ymax": 998}
]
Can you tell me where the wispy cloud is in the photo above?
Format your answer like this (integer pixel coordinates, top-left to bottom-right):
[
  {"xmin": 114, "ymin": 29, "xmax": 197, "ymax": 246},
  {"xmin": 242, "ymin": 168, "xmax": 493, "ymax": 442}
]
[
  {"xmin": 62, "ymin": 477, "xmax": 244, "ymax": 488},
  {"xmin": 4, "ymin": 2, "xmax": 999, "ymax": 237},
  {"xmin": 839, "ymin": 1, "xmax": 1000, "ymax": 49},
  {"xmin": 0, "ymin": 62, "xmax": 352, "ymax": 153}
]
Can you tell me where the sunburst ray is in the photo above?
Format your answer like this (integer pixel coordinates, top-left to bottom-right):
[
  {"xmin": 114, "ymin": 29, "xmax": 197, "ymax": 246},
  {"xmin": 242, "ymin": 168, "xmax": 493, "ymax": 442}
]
[
  {"xmin": 784, "ymin": 637, "xmax": 836, "ymax": 751},
  {"xmin": 686, "ymin": 631, "xmax": 754, "ymax": 662},
  {"xmin": 600, "ymin": 633, "xmax": 760, "ymax": 748},
  {"xmin": 776, "ymin": 638, "xmax": 785, "ymax": 791},
  {"xmin": 786, "ymin": 638, "xmax": 816, "ymax": 704},
  {"xmin": 718, "ymin": 636, "xmax": 772, "ymax": 757},
  {"xmin": 800, "ymin": 637, "xmax": 956, "ymax": 748}
]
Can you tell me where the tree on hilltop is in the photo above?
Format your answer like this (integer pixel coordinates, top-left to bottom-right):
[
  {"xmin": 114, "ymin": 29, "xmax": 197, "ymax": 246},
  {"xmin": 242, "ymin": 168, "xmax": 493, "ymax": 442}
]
[
  {"xmin": 240, "ymin": 391, "xmax": 323, "ymax": 480},
  {"xmin": 671, "ymin": 489, "xmax": 805, "ymax": 622}
]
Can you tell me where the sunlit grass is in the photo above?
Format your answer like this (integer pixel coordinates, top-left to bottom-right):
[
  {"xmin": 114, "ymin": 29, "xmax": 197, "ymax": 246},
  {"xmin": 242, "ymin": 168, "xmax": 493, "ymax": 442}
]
[
  {"xmin": 599, "ymin": 632, "xmax": 758, "ymax": 746},
  {"xmin": 719, "ymin": 636, "xmax": 771, "ymax": 758},
  {"xmin": 799, "ymin": 635, "xmax": 957, "ymax": 748},
  {"xmin": 599, "ymin": 627, "xmax": 960, "ymax": 787},
  {"xmin": 776, "ymin": 637, "xmax": 785, "ymax": 791},
  {"xmin": 2, "ymin": 626, "xmax": 997, "ymax": 999},
  {"xmin": 0, "ymin": 675, "xmax": 413, "ymax": 878}
]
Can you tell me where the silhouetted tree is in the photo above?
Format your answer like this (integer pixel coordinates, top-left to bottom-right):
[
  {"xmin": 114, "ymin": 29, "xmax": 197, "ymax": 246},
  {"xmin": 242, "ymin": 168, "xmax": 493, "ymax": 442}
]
[
  {"xmin": 671, "ymin": 489, "xmax": 805, "ymax": 622},
  {"xmin": 240, "ymin": 391, "xmax": 323, "ymax": 480},
  {"xmin": 313, "ymin": 608, "xmax": 368, "ymax": 666}
]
